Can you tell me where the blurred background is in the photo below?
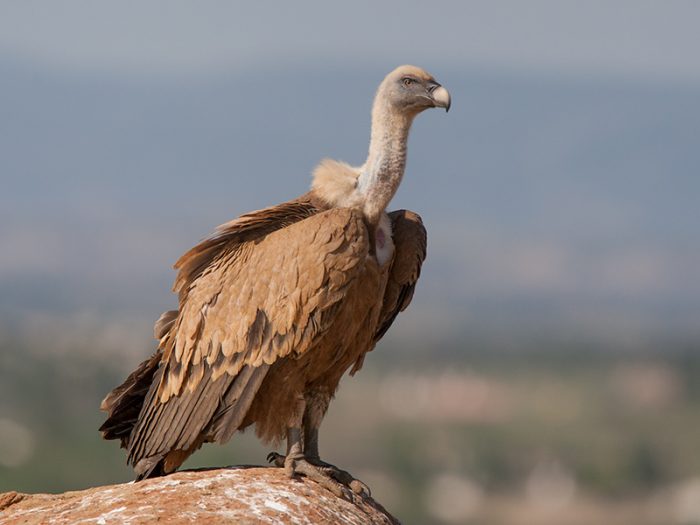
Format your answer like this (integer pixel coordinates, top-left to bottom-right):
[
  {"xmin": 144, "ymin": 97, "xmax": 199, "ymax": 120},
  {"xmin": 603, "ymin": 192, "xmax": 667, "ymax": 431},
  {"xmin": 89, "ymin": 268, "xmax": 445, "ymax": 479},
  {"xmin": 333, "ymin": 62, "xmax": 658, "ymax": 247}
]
[{"xmin": 1, "ymin": 1, "xmax": 699, "ymax": 523}]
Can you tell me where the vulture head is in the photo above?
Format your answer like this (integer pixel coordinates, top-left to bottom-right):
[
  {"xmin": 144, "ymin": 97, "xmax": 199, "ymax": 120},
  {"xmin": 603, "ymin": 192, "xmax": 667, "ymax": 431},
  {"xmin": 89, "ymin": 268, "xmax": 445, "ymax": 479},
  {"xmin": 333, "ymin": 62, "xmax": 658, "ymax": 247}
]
[
  {"xmin": 376, "ymin": 65, "xmax": 451, "ymax": 116},
  {"xmin": 313, "ymin": 65, "xmax": 450, "ymax": 222}
]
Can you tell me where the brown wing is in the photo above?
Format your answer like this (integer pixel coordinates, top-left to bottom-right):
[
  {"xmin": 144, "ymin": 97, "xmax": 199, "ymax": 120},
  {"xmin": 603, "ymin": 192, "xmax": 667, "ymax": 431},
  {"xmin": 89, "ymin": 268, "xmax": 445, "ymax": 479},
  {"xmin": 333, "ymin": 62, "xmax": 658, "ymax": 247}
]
[
  {"xmin": 100, "ymin": 197, "xmax": 318, "ymax": 451},
  {"xmin": 374, "ymin": 209, "xmax": 427, "ymax": 342},
  {"xmin": 173, "ymin": 195, "xmax": 321, "ymax": 301},
  {"xmin": 127, "ymin": 205, "xmax": 370, "ymax": 474}
]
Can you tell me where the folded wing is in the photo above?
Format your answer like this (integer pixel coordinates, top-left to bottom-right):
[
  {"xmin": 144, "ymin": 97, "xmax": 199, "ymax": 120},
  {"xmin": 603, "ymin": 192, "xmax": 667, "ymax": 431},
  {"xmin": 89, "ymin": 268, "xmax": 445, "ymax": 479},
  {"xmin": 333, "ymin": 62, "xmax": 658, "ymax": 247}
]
[{"xmin": 124, "ymin": 202, "xmax": 371, "ymax": 476}]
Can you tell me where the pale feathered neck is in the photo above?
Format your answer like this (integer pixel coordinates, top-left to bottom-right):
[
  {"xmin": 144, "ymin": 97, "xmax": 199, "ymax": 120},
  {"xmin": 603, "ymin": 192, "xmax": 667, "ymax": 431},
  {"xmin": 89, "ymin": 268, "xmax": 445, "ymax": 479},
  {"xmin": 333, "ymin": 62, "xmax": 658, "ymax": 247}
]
[
  {"xmin": 357, "ymin": 99, "xmax": 414, "ymax": 225},
  {"xmin": 311, "ymin": 91, "xmax": 415, "ymax": 225}
]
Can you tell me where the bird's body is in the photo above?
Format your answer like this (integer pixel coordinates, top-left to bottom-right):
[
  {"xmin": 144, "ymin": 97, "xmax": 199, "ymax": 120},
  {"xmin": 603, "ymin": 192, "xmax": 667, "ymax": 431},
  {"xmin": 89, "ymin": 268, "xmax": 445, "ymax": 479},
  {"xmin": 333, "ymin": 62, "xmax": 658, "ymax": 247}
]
[{"xmin": 100, "ymin": 65, "xmax": 449, "ymax": 495}]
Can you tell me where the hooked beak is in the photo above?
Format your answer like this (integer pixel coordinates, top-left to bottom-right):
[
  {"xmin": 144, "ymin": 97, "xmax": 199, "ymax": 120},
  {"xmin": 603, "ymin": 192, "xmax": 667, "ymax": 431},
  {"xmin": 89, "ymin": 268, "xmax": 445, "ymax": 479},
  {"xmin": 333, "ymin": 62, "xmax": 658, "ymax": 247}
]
[{"xmin": 431, "ymin": 85, "xmax": 451, "ymax": 112}]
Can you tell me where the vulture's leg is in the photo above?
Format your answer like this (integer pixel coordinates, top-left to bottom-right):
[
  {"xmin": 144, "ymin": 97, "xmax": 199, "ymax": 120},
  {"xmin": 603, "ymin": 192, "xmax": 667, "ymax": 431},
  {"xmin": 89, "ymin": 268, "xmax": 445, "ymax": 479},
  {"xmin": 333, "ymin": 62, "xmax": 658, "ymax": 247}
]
[
  {"xmin": 302, "ymin": 389, "xmax": 371, "ymax": 496},
  {"xmin": 266, "ymin": 393, "xmax": 353, "ymax": 500}
]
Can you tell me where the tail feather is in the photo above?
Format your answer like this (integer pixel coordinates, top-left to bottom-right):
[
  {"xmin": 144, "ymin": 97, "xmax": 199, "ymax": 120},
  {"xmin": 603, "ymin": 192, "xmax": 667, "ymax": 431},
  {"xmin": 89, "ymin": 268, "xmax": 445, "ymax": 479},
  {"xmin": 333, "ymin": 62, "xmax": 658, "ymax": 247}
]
[{"xmin": 99, "ymin": 351, "xmax": 162, "ymax": 448}]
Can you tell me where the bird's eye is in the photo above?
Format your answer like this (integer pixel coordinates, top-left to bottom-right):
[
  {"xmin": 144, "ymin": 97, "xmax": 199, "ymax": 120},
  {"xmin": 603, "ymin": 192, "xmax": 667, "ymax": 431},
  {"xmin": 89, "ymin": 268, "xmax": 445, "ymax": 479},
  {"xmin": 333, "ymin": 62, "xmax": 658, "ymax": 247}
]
[{"xmin": 402, "ymin": 77, "xmax": 414, "ymax": 87}]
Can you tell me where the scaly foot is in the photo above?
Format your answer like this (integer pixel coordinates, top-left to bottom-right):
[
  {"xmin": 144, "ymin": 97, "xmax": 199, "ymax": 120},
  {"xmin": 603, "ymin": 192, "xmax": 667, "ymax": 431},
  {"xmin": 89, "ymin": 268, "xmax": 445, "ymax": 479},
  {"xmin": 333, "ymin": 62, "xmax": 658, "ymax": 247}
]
[{"xmin": 266, "ymin": 452, "xmax": 369, "ymax": 499}]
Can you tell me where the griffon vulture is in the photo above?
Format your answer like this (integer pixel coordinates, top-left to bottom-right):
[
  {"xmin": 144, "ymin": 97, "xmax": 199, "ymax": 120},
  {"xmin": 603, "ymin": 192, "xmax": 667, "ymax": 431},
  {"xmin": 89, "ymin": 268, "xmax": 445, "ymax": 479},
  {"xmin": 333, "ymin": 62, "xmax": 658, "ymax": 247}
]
[{"xmin": 100, "ymin": 65, "xmax": 450, "ymax": 497}]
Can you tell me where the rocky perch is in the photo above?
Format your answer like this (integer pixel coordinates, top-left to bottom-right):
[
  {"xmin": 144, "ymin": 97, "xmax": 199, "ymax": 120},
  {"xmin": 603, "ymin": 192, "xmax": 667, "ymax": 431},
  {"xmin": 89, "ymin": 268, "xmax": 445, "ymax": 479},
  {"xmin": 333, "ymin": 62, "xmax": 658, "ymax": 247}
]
[{"xmin": 0, "ymin": 467, "xmax": 400, "ymax": 524}]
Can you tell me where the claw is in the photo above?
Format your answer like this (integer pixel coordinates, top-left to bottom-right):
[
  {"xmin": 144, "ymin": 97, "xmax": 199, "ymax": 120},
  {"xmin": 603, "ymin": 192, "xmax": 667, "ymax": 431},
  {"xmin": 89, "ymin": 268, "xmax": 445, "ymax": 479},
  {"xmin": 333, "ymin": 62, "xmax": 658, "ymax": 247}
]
[
  {"xmin": 266, "ymin": 451, "xmax": 285, "ymax": 468},
  {"xmin": 350, "ymin": 478, "xmax": 371, "ymax": 497}
]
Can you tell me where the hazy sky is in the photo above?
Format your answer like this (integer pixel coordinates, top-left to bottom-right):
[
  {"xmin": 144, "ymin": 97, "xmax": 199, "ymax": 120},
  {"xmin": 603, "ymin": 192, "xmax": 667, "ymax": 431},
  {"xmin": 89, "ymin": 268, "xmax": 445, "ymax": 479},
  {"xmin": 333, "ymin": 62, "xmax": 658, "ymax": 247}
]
[{"xmin": 1, "ymin": 1, "xmax": 699, "ymax": 82}]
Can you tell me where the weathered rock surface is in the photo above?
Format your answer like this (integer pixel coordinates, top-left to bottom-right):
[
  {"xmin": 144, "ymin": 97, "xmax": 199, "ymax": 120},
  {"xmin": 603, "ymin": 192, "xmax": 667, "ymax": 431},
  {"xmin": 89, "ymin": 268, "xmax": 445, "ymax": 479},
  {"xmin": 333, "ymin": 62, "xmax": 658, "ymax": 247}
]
[{"xmin": 0, "ymin": 467, "xmax": 400, "ymax": 524}]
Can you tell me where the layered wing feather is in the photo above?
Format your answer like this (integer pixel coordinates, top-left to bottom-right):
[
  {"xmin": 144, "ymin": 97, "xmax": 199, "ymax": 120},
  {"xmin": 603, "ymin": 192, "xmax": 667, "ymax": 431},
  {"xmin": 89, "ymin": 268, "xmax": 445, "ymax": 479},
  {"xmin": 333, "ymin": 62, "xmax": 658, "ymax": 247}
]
[
  {"xmin": 173, "ymin": 197, "xmax": 321, "ymax": 301},
  {"xmin": 127, "ymin": 203, "xmax": 371, "ymax": 472},
  {"xmin": 159, "ymin": 206, "xmax": 369, "ymax": 401}
]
